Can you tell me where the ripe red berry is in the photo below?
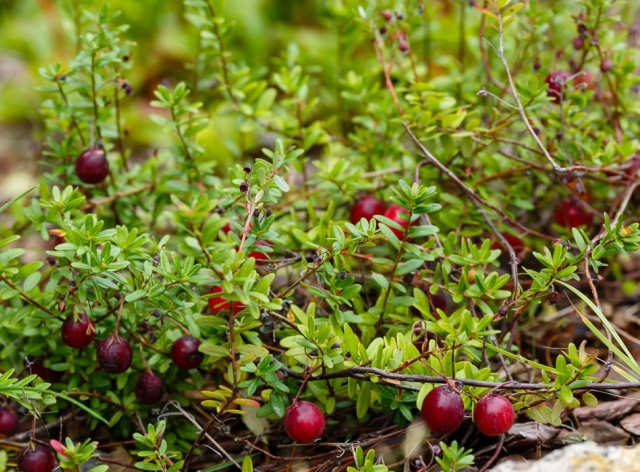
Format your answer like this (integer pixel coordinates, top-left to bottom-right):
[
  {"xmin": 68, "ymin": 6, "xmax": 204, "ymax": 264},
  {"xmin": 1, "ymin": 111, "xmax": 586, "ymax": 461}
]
[
  {"xmin": 572, "ymin": 71, "xmax": 593, "ymax": 90},
  {"xmin": 30, "ymin": 360, "xmax": 62, "ymax": 383},
  {"xmin": 554, "ymin": 199, "xmax": 594, "ymax": 228},
  {"xmin": 473, "ymin": 394, "xmax": 515, "ymax": 436},
  {"xmin": 421, "ymin": 386, "xmax": 465, "ymax": 434},
  {"xmin": 600, "ymin": 58, "xmax": 613, "ymax": 73},
  {"xmin": 75, "ymin": 149, "xmax": 109, "ymax": 184},
  {"xmin": 17, "ymin": 444, "xmax": 56, "ymax": 472},
  {"xmin": 208, "ymin": 286, "xmax": 245, "ymax": 315},
  {"xmin": 491, "ymin": 233, "xmax": 525, "ymax": 253},
  {"xmin": 383, "ymin": 204, "xmax": 411, "ymax": 239},
  {"xmin": 0, "ymin": 407, "xmax": 18, "ymax": 435},
  {"xmin": 135, "ymin": 369, "xmax": 164, "ymax": 404},
  {"xmin": 284, "ymin": 400, "xmax": 325, "ymax": 443},
  {"xmin": 61, "ymin": 313, "xmax": 95, "ymax": 349},
  {"xmin": 249, "ymin": 240, "xmax": 271, "ymax": 262},
  {"xmin": 572, "ymin": 36, "xmax": 584, "ymax": 50},
  {"xmin": 171, "ymin": 335, "xmax": 203, "ymax": 370},
  {"xmin": 430, "ymin": 292, "xmax": 447, "ymax": 312},
  {"xmin": 350, "ymin": 195, "xmax": 387, "ymax": 224},
  {"xmin": 545, "ymin": 70, "xmax": 571, "ymax": 102},
  {"xmin": 96, "ymin": 335, "xmax": 133, "ymax": 374}
]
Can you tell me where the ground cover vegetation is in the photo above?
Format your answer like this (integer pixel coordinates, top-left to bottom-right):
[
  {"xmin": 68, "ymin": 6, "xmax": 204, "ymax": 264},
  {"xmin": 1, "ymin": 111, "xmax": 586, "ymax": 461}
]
[{"xmin": 1, "ymin": 0, "xmax": 640, "ymax": 470}]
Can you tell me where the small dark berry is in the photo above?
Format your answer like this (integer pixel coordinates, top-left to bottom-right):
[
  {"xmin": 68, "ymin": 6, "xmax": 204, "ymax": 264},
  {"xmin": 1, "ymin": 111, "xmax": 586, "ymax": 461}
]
[
  {"xmin": 75, "ymin": 149, "xmax": 109, "ymax": 184},
  {"xmin": 350, "ymin": 195, "xmax": 386, "ymax": 224},
  {"xmin": 572, "ymin": 36, "xmax": 583, "ymax": 50},
  {"xmin": 171, "ymin": 336, "xmax": 203, "ymax": 370},
  {"xmin": 0, "ymin": 407, "xmax": 19, "ymax": 435},
  {"xmin": 600, "ymin": 58, "xmax": 613, "ymax": 73},
  {"xmin": 135, "ymin": 369, "xmax": 164, "ymax": 404},
  {"xmin": 208, "ymin": 286, "xmax": 245, "ymax": 315},
  {"xmin": 284, "ymin": 401, "xmax": 325, "ymax": 443},
  {"xmin": 421, "ymin": 386, "xmax": 465, "ymax": 434},
  {"xmin": 96, "ymin": 335, "xmax": 133, "ymax": 374},
  {"xmin": 473, "ymin": 394, "xmax": 515, "ymax": 436},
  {"xmin": 554, "ymin": 199, "xmax": 594, "ymax": 228},
  {"xmin": 61, "ymin": 313, "xmax": 95, "ymax": 349},
  {"xmin": 239, "ymin": 181, "xmax": 249, "ymax": 192},
  {"xmin": 18, "ymin": 444, "xmax": 56, "ymax": 472},
  {"xmin": 545, "ymin": 70, "xmax": 571, "ymax": 103},
  {"xmin": 383, "ymin": 204, "xmax": 412, "ymax": 238}
]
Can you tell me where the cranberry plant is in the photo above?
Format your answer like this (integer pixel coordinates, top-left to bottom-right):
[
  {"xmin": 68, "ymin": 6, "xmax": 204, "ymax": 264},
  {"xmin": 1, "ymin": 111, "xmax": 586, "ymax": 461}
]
[{"xmin": 1, "ymin": 0, "xmax": 640, "ymax": 470}]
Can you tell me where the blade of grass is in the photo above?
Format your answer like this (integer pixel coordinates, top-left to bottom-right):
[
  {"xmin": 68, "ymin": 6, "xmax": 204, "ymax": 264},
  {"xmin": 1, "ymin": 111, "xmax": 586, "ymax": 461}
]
[
  {"xmin": 0, "ymin": 186, "xmax": 36, "ymax": 214},
  {"xmin": 57, "ymin": 392, "xmax": 110, "ymax": 426},
  {"xmin": 558, "ymin": 280, "xmax": 636, "ymax": 363}
]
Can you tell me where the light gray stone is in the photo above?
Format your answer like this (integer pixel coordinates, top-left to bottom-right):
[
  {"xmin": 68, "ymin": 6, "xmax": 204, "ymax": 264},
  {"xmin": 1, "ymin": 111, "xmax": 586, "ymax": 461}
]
[{"xmin": 491, "ymin": 441, "xmax": 640, "ymax": 472}]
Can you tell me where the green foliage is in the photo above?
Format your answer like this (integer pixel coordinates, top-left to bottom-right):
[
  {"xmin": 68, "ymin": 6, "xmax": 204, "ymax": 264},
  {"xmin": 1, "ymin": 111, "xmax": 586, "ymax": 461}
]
[
  {"xmin": 133, "ymin": 421, "xmax": 185, "ymax": 472},
  {"xmin": 1, "ymin": 0, "xmax": 640, "ymax": 469}
]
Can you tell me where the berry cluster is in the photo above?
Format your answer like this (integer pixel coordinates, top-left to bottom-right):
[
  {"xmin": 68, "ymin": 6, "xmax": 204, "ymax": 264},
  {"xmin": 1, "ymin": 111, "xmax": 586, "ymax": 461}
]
[{"xmin": 420, "ymin": 386, "xmax": 515, "ymax": 437}]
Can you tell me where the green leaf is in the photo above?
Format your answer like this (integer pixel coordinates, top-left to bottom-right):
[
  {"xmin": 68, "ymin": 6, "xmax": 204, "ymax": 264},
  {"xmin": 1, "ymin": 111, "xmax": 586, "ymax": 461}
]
[{"xmin": 0, "ymin": 186, "xmax": 36, "ymax": 214}]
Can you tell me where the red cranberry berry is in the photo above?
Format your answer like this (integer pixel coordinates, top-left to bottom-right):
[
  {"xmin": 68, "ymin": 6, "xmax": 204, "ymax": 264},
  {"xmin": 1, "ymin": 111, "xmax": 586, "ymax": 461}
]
[
  {"xmin": 249, "ymin": 240, "xmax": 271, "ymax": 262},
  {"xmin": 17, "ymin": 444, "xmax": 56, "ymax": 472},
  {"xmin": 350, "ymin": 195, "xmax": 387, "ymax": 224},
  {"xmin": 383, "ymin": 204, "xmax": 412, "ymax": 239},
  {"xmin": 61, "ymin": 313, "xmax": 95, "ymax": 349},
  {"xmin": 0, "ymin": 407, "xmax": 18, "ymax": 435},
  {"xmin": 430, "ymin": 292, "xmax": 447, "ymax": 313},
  {"xmin": 208, "ymin": 286, "xmax": 245, "ymax": 315},
  {"xmin": 96, "ymin": 335, "xmax": 133, "ymax": 374},
  {"xmin": 284, "ymin": 400, "xmax": 325, "ymax": 443},
  {"xmin": 473, "ymin": 394, "xmax": 515, "ymax": 436},
  {"xmin": 491, "ymin": 233, "xmax": 525, "ymax": 253},
  {"xmin": 30, "ymin": 360, "xmax": 62, "ymax": 383},
  {"xmin": 75, "ymin": 148, "xmax": 109, "ymax": 184},
  {"xmin": 135, "ymin": 369, "xmax": 164, "ymax": 404},
  {"xmin": 421, "ymin": 386, "xmax": 465, "ymax": 434},
  {"xmin": 572, "ymin": 71, "xmax": 593, "ymax": 90},
  {"xmin": 171, "ymin": 336, "xmax": 203, "ymax": 370},
  {"xmin": 572, "ymin": 36, "xmax": 584, "ymax": 50},
  {"xmin": 554, "ymin": 199, "xmax": 594, "ymax": 228},
  {"xmin": 545, "ymin": 70, "xmax": 572, "ymax": 102},
  {"xmin": 600, "ymin": 58, "xmax": 613, "ymax": 73}
]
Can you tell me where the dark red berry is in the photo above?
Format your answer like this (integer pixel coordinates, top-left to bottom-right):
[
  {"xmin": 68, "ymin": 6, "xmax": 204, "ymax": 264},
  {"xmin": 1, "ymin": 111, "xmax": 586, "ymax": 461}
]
[
  {"xmin": 171, "ymin": 336, "xmax": 203, "ymax": 370},
  {"xmin": 61, "ymin": 313, "xmax": 95, "ymax": 349},
  {"xmin": 30, "ymin": 360, "xmax": 62, "ymax": 383},
  {"xmin": 545, "ymin": 70, "xmax": 571, "ymax": 102},
  {"xmin": 430, "ymin": 292, "xmax": 447, "ymax": 313},
  {"xmin": 135, "ymin": 369, "xmax": 164, "ymax": 404},
  {"xmin": 421, "ymin": 386, "xmax": 465, "ymax": 434},
  {"xmin": 572, "ymin": 36, "xmax": 584, "ymax": 50},
  {"xmin": 96, "ymin": 335, "xmax": 133, "ymax": 374},
  {"xmin": 491, "ymin": 233, "xmax": 525, "ymax": 253},
  {"xmin": 573, "ymin": 71, "xmax": 593, "ymax": 90},
  {"xmin": 222, "ymin": 223, "xmax": 231, "ymax": 234},
  {"xmin": 284, "ymin": 401, "xmax": 325, "ymax": 443},
  {"xmin": 350, "ymin": 195, "xmax": 387, "ymax": 224},
  {"xmin": 0, "ymin": 407, "xmax": 18, "ymax": 435},
  {"xmin": 75, "ymin": 149, "xmax": 109, "ymax": 184},
  {"xmin": 17, "ymin": 444, "xmax": 56, "ymax": 472},
  {"xmin": 473, "ymin": 394, "xmax": 515, "ymax": 436},
  {"xmin": 554, "ymin": 199, "xmax": 594, "ymax": 228},
  {"xmin": 383, "ymin": 204, "xmax": 412, "ymax": 239},
  {"xmin": 380, "ymin": 9, "xmax": 393, "ymax": 21},
  {"xmin": 600, "ymin": 58, "xmax": 613, "ymax": 73},
  {"xmin": 208, "ymin": 286, "xmax": 245, "ymax": 315}
]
